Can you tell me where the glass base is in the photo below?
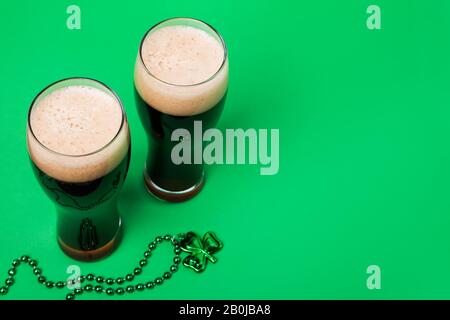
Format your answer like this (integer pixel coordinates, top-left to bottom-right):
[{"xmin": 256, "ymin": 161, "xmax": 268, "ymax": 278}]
[
  {"xmin": 58, "ymin": 218, "xmax": 122, "ymax": 261},
  {"xmin": 143, "ymin": 171, "xmax": 205, "ymax": 202}
]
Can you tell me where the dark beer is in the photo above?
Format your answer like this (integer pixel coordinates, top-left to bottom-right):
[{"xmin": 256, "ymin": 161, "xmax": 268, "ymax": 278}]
[
  {"xmin": 27, "ymin": 78, "xmax": 130, "ymax": 261},
  {"xmin": 134, "ymin": 88, "xmax": 226, "ymax": 200},
  {"xmin": 134, "ymin": 18, "xmax": 229, "ymax": 202},
  {"xmin": 30, "ymin": 148, "xmax": 130, "ymax": 260}
]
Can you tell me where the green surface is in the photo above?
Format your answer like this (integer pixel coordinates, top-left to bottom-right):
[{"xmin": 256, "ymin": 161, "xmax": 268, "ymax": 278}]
[{"xmin": 1, "ymin": 0, "xmax": 450, "ymax": 299}]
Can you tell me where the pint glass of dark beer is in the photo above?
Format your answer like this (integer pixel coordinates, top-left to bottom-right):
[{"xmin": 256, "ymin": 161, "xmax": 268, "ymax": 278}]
[
  {"xmin": 134, "ymin": 17, "xmax": 228, "ymax": 202},
  {"xmin": 26, "ymin": 78, "xmax": 131, "ymax": 261}
]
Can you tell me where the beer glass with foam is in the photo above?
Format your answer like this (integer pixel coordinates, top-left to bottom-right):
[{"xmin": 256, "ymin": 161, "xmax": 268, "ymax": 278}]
[
  {"xmin": 26, "ymin": 78, "xmax": 131, "ymax": 261},
  {"xmin": 134, "ymin": 17, "xmax": 229, "ymax": 202}
]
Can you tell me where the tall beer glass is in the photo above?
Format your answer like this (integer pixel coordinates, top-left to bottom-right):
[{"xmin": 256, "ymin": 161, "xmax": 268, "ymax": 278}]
[
  {"xmin": 134, "ymin": 17, "xmax": 228, "ymax": 202},
  {"xmin": 26, "ymin": 78, "xmax": 131, "ymax": 261}
]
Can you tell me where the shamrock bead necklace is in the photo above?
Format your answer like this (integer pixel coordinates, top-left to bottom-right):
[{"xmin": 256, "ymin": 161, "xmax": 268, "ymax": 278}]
[{"xmin": 0, "ymin": 232, "xmax": 222, "ymax": 300}]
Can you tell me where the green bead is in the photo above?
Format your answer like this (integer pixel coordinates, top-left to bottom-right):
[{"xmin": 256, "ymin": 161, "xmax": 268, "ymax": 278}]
[
  {"xmin": 12, "ymin": 259, "xmax": 20, "ymax": 267},
  {"xmin": 139, "ymin": 259, "xmax": 147, "ymax": 267},
  {"xmin": 135, "ymin": 284, "xmax": 145, "ymax": 291},
  {"xmin": 78, "ymin": 276, "xmax": 85, "ymax": 283},
  {"xmin": 94, "ymin": 285, "xmax": 103, "ymax": 293},
  {"xmin": 20, "ymin": 255, "xmax": 30, "ymax": 262},
  {"xmin": 174, "ymin": 257, "xmax": 181, "ymax": 264},
  {"xmin": 33, "ymin": 268, "xmax": 42, "ymax": 275},
  {"xmin": 116, "ymin": 277, "xmax": 124, "ymax": 284},
  {"xmin": 144, "ymin": 251, "xmax": 151, "ymax": 258},
  {"xmin": 148, "ymin": 243, "xmax": 156, "ymax": 250},
  {"xmin": 74, "ymin": 288, "xmax": 83, "ymax": 295},
  {"xmin": 164, "ymin": 235, "xmax": 172, "ymax": 241},
  {"xmin": 125, "ymin": 274, "xmax": 134, "ymax": 282},
  {"xmin": 86, "ymin": 273, "xmax": 95, "ymax": 281},
  {"xmin": 106, "ymin": 278, "xmax": 115, "ymax": 285},
  {"xmin": 177, "ymin": 232, "xmax": 185, "ymax": 239},
  {"xmin": 45, "ymin": 281, "xmax": 54, "ymax": 288},
  {"xmin": 155, "ymin": 236, "xmax": 162, "ymax": 243},
  {"xmin": 7, "ymin": 269, "xmax": 15, "ymax": 276},
  {"xmin": 66, "ymin": 293, "xmax": 75, "ymax": 300},
  {"xmin": 172, "ymin": 239, "xmax": 179, "ymax": 246},
  {"xmin": 5, "ymin": 278, "xmax": 14, "ymax": 286},
  {"xmin": 0, "ymin": 287, "xmax": 8, "ymax": 295},
  {"xmin": 28, "ymin": 259, "xmax": 37, "ymax": 267},
  {"xmin": 174, "ymin": 247, "xmax": 181, "ymax": 255},
  {"xmin": 106, "ymin": 288, "xmax": 114, "ymax": 296},
  {"xmin": 84, "ymin": 284, "xmax": 93, "ymax": 292},
  {"xmin": 115, "ymin": 287, "xmax": 125, "ymax": 295},
  {"xmin": 163, "ymin": 272, "xmax": 172, "ymax": 279},
  {"xmin": 145, "ymin": 281, "xmax": 154, "ymax": 289},
  {"xmin": 155, "ymin": 277, "xmax": 163, "ymax": 285},
  {"xmin": 134, "ymin": 267, "xmax": 142, "ymax": 275},
  {"xmin": 96, "ymin": 276, "xmax": 104, "ymax": 283},
  {"xmin": 126, "ymin": 285, "xmax": 134, "ymax": 293},
  {"xmin": 56, "ymin": 281, "xmax": 65, "ymax": 289},
  {"xmin": 170, "ymin": 265, "xmax": 178, "ymax": 272}
]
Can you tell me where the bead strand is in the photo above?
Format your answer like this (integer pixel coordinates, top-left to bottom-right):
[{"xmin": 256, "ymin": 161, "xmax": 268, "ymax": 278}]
[{"xmin": 0, "ymin": 233, "xmax": 185, "ymax": 300}]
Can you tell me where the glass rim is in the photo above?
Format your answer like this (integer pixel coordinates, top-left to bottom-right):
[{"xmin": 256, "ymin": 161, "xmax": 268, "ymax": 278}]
[
  {"xmin": 138, "ymin": 17, "xmax": 228, "ymax": 87},
  {"xmin": 27, "ymin": 77, "xmax": 126, "ymax": 158}
]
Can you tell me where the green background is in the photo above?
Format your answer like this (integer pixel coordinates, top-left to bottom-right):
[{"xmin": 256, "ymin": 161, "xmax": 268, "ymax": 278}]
[{"xmin": 1, "ymin": 0, "xmax": 450, "ymax": 299}]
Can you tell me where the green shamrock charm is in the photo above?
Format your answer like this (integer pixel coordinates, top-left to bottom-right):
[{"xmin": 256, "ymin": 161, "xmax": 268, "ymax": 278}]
[{"xmin": 179, "ymin": 232, "xmax": 223, "ymax": 273}]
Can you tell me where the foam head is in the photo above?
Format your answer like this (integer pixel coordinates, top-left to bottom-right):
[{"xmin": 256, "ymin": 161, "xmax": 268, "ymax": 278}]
[
  {"xmin": 134, "ymin": 18, "xmax": 229, "ymax": 116},
  {"xmin": 27, "ymin": 78, "xmax": 130, "ymax": 183}
]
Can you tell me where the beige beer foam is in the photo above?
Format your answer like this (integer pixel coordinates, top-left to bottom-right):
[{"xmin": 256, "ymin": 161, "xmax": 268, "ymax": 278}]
[
  {"xmin": 27, "ymin": 85, "xmax": 130, "ymax": 183},
  {"xmin": 134, "ymin": 25, "xmax": 228, "ymax": 116}
]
